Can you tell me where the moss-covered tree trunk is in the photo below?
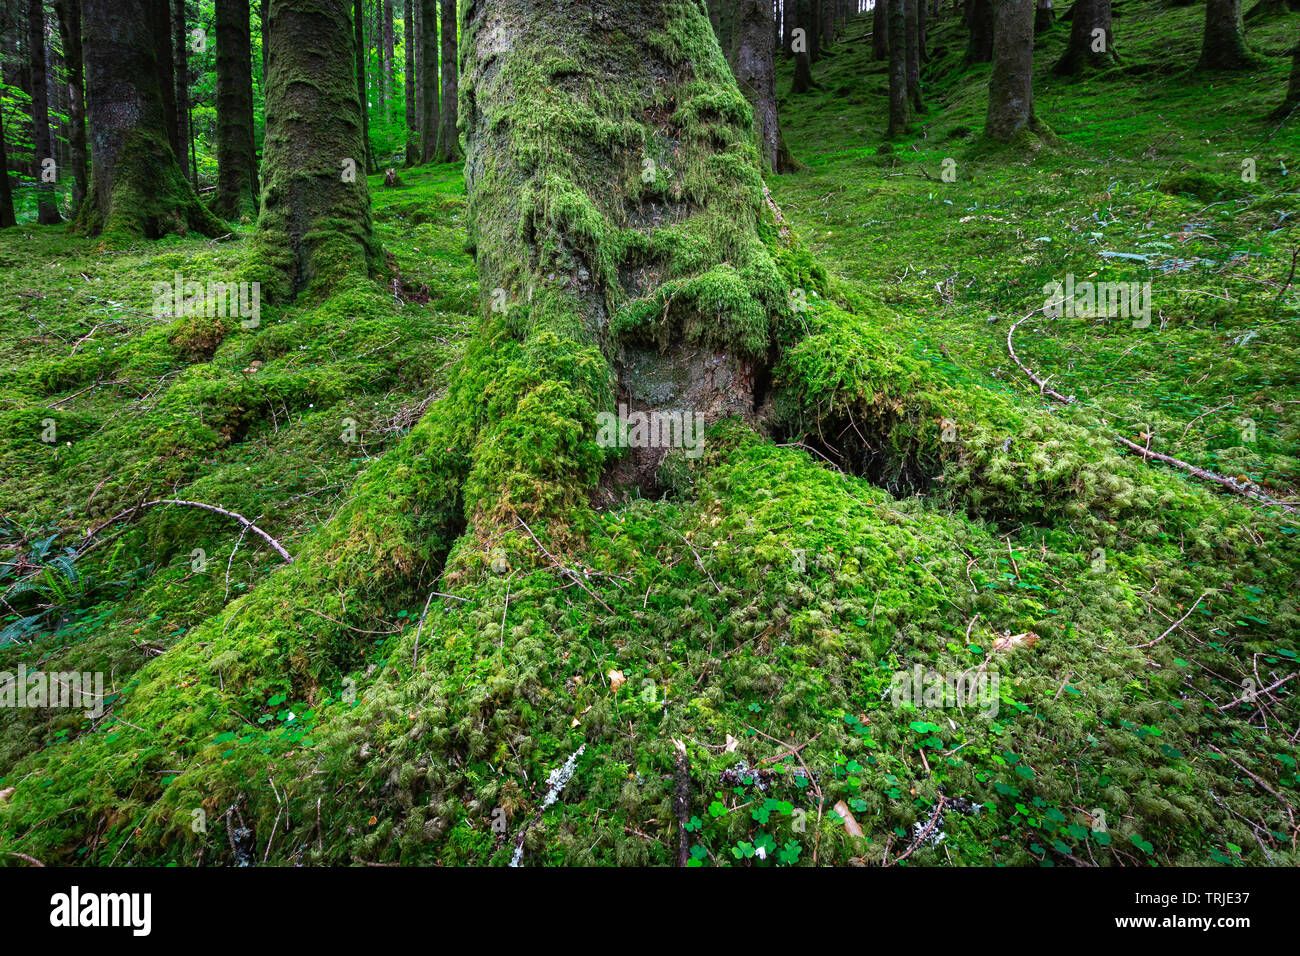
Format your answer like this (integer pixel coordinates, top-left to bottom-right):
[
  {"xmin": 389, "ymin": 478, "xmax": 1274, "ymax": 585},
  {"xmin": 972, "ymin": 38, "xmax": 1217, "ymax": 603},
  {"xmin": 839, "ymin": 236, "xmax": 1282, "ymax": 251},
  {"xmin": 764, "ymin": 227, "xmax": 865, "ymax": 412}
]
[
  {"xmin": 985, "ymin": 0, "xmax": 1043, "ymax": 143},
  {"xmin": 419, "ymin": 0, "xmax": 440, "ymax": 160},
  {"xmin": 74, "ymin": 0, "xmax": 224, "ymax": 238},
  {"xmin": 904, "ymin": 0, "xmax": 923, "ymax": 110},
  {"xmin": 27, "ymin": 0, "xmax": 61, "ymax": 223},
  {"xmin": 147, "ymin": 0, "xmax": 182, "ymax": 163},
  {"xmin": 1270, "ymin": 32, "xmax": 1300, "ymax": 118},
  {"xmin": 404, "ymin": 0, "xmax": 418, "ymax": 164},
  {"xmin": 432, "ymin": 0, "xmax": 460, "ymax": 161},
  {"xmin": 461, "ymin": 0, "xmax": 787, "ymax": 504},
  {"xmin": 887, "ymin": 0, "xmax": 910, "ymax": 134},
  {"xmin": 53, "ymin": 0, "xmax": 87, "ymax": 209},
  {"xmin": 731, "ymin": 0, "xmax": 796, "ymax": 173},
  {"xmin": 965, "ymin": 0, "xmax": 994, "ymax": 63},
  {"xmin": 872, "ymin": 0, "xmax": 889, "ymax": 60},
  {"xmin": 1054, "ymin": 0, "xmax": 1115, "ymax": 73},
  {"xmin": 257, "ymin": 0, "xmax": 379, "ymax": 296},
  {"xmin": 215, "ymin": 0, "xmax": 259, "ymax": 220},
  {"xmin": 1198, "ymin": 0, "xmax": 1252, "ymax": 70}
]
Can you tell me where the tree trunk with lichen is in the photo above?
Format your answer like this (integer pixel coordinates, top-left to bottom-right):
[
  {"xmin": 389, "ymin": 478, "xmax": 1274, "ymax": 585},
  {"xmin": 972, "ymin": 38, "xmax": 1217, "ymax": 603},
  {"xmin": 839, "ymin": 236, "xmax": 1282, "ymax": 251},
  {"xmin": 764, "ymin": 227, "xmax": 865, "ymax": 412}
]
[
  {"xmin": 985, "ymin": 0, "xmax": 1044, "ymax": 143},
  {"xmin": 1198, "ymin": 0, "xmax": 1252, "ymax": 70},
  {"xmin": 74, "ymin": 0, "xmax": 224, "ymax": 238},
  {"xmin": 432, "ymin": 0, "xmax": 460, "ymax": 161},
  {"xmin": 28, "ymin": 0, "xmax": 61, "ymax": 223},
  {"xmin": 257, "ymin": 0, "xmax": 379, "ymax": 297},
  {"xmin": 461, "ymin": 0, "xmax": 788, "ymax": 504},
  {"xmin": 215, "ymin": 0, "xmax": 259, "ymax": 220},
  {"xmin": 731, "ymin": 0, "xmax": 796, "ymax": 173},
  {"xmin": 1054, "ymin": 0, "xmax": 1115, "ymax": 74}
]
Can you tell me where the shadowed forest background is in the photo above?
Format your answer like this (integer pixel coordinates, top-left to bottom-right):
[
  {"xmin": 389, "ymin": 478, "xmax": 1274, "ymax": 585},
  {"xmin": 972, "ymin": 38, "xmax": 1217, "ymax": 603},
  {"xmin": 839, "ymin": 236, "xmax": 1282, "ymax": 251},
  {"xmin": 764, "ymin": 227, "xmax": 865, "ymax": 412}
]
[{"xmin": 0, "ymin": 0, "xmax": 1297, "ymax": 868}]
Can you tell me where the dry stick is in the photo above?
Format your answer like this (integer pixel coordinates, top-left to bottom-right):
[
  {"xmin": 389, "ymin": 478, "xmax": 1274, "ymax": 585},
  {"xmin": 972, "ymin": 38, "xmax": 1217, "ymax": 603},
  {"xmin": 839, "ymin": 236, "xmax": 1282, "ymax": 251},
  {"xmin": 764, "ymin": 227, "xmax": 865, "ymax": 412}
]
[
  {"xmin": 890, "ymin": 794, "xmax": 947, "ymax": 866},
  {"xmin": 412, "ymin": 591, "xmax": 436, "ymax": 665},
  {"xmin": 516, "ymin": 516, "xmax": 613, "ymax": 613},
  {"xmin": 1208, "ymin": 745, "xmax": 1296, "ymax": 818},
  {"xmin": 146, "ymin": 499, "xmax": 293, "ymax": 562},
  {"xmin": 1133, "ymin": 590, "xmax": 1210, "ymax": 648},
  {"xmin": 1, "ymin": 850, "xmax": 44, "ymax": 866},
  {"xmin": 1007, "ymin": 318, "xmax": 1297, "ymax": 513},
  {"xmin": 1218, "ymin": 673, "xmax": 1297, "ymax": 712},
  {"xmin": 1271, "ymin": 246, "xmax": 1299, "ymax": 314}
]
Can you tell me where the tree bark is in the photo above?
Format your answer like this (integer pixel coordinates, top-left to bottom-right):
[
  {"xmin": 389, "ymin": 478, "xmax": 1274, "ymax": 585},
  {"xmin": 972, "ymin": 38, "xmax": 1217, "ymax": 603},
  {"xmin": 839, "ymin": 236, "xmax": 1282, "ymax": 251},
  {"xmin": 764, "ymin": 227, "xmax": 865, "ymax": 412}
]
[
  {"xmin": 257, "ymin": 0, "xmax": 379, "ymax": 296},
  {"xmin": 1034, "ymin": 0, "xmax": 1053, "ymax": 31},
  {"xmin": 384, "ymin": 0, "xmax": 395, "ymax": 117},
  {"xmin": 147, "ymin": 0, "xmax": 182, "ymax": 163},
  {"xmin": 791, "ymin": 0, "xmax": 814, "ymax": 92},
  {"xmin": 1054, "ymin": 0, "xmax": 1116, "ymax": 73},
  {"xmin": 419, "ymin": 0, "xmax": 439, "ymax": 160},
  {"xmin": 171, "ymin": 0, "xmax": 193, "ymax": 185},
  {"xmin": 905, "ymin": 0, "xmax": 923, "ymax": 111},
  {"xmin": 731, "ymin": 0, "xmax": 796, "ymax": 173},
  {"xmin": 74, "ymin": 0, "xmax": 222, "ymax": 237},
  {"xmin": 405, "ymin": 0, "xmax": 418, "ymax": 164},
  {"xmin": 872, "ymin": 0, "xmax": 889, "ymax": 60},
  {"xmin": 0, "ymin": 109, "xmax": 15, "ymax": 227},
  {"xmin": 887, "ymin": 0, "xmax": 909, "ymax": 134},
  {"xmin": 1269, "ymin": 32, "xmax": 1300, "ymax": 118},
  {"xmin": 27, "ymin": 0, "xmax": 61, "ymax": 222},
  {"xmin": 354, "ymin": 0, "xmax": 374, "ymax": 172},
  {"xmin": 965, "ymin": 0, "xmax": 994, "ymax": 63},
  {"xmin": 215, "ymin": 0, "xmax": 259, "ymax": 219},
  {"xmin": 985, "ymin": 0, "xmax": 1042, "ymax": 143},
  {"xmin": 432, "ymin": 0, "xmax": 459, "ymax": 161},
  {"xmin": 1198, "ymin": 0, "xmax": 1252, "ymax": 70},
  {"xmin": 54, "ymin": 0, "xmax": 87, "ymax": 208},
  {"xmin": 461, "ymin": 0, "xmax": 786, "ymax": 502}
]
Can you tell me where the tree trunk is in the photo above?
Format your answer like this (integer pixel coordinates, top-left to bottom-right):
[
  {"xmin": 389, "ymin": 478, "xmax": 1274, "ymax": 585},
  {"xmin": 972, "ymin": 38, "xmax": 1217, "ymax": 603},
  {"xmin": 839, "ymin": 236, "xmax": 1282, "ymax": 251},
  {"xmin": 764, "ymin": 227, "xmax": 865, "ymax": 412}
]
[
  {"xmin": 414, "ymin": 0, "xmax": 424, "ymax": 150},
  {"xmin": 384, "ymin": 0, "xmax": 395, "ymax": 118},
  {"xmin": 791, "ymin": 0, "xmax": 814, "ymax": 91},
  {"xmin": 405, "ymin": 0, "xmax": 418, "ymax": 164},
  {"xmin": 966, "ymin": 0, "xmax": 994, "ymax": 63},
  {"xmin": 1034, "ymin": 0, "xmax": 1053, "ymax": 31},
  {"xmin": 27, "ymin": 0, "xmax": 61, "ymax": 222},
  {"xmin": 74, "ymin": 0, "xmax": 222, "ymax": 237},
  {"xmin": 147, "ymin": 0, "xmax": 182, "ymax": 163},
  {"xmin": 354, "ymin": 0, "xmax": 374, "ymax": 172},
  {"xmin": 873, "ymin": 0, "xmax": 889, "ymax": 60},
  {"xmin": 1269, "ymin": 33, "xmax": 1300, "ymax": 118},
  {"xmin": 1054, "ymin": 0, "xmax": 1116, "ymax": 73},
  {"xmin": 1198, "ymin": 0, "xmax": 1252, "ymax": 70},
  {"xmin": 215, "ymin": 0, "xmax": 259, "ymax": 219},
  {"xmin": 0, "ymin": 110, "xmax": 15, "ymax": 227},
  {"xmin": 985, "ymin": 0, "xmax": 1041, "ymax": 143},
  {"xmin": 433, "ymin": 0, "xmax": 459, "ymax": 161},
  {"xmin": 905, "ymin": 0, "xmax": 923, "ymax": 111},
  {"xmin": 732, "ymin": 0, "xmax": 796, "ymax": 173},
  {"xmin": 257, "ymin": 0, "xmax": 379, "ymax": 296},
  {"xmin": 419, "ymin": 0, "xmax": 439, "ymax": 160},
  {"xmin": 887, "ymin": 0, "xmax": 909, "ymax": 134},
  {"xmin": 821, "ymin": 0, "xmax": 835, "ymax": 49},
  {"xmin": 171, "ymin": 0, "xmax": 193, "ymax": 185},
  {"xmin": 54, "ymin": 0, "xmax": 88, "ymax": 209},
  {"xmin": 707, "ymin": 0, "xmax": 736, "ymax": 52},
  {"xmin": 461, "ymin": 0, "xmax": 786, "ymax": 503}
]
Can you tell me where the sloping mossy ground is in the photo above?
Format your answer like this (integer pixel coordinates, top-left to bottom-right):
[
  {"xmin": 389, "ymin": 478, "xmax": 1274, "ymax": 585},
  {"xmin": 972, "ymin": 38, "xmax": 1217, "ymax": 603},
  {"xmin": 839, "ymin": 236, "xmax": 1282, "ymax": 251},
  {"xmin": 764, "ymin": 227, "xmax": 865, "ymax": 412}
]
[{"xmin": 0, "ymin": 1, "xmax": 1297, "ymax": 866}]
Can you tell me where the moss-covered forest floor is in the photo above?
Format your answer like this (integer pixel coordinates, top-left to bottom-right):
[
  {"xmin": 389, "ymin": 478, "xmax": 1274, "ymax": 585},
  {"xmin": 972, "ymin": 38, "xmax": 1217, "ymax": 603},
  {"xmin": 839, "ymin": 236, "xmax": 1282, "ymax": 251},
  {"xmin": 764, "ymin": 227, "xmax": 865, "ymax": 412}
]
[{"xmin": 0, "ymin": 2, "xmax": 1297, "ymax": 866}]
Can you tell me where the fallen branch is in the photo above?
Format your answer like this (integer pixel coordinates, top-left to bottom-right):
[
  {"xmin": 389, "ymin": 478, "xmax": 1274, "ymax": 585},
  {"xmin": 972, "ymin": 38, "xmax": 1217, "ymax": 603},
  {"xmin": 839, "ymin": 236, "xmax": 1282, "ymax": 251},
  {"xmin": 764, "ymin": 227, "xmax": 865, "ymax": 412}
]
[{"xmin": 83, "ymin": 498, "xmax": 294, "ymax": 563}]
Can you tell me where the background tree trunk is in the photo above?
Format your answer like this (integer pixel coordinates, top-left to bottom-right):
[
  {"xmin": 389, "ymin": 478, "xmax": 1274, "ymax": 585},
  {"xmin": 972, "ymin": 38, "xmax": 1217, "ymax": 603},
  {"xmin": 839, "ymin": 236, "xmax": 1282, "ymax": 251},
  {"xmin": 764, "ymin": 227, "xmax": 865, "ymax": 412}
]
[
  {"xmin": 258, "ymin": 0, "xmax": 378, "ymax": 296},
  {"xmin": 965, "ymin": 0, "xmax": 994, "ymax": 63},
  {"xmin": 731, "ymin": 0, "xmax": 796, "ymax": 172},
  {"xmin": 873, "ymin": 0, "xmax": 889, "ymax": 60},
  {"xmin": 791, "ymin": 0, "xmax": 814, "ymax": 91},
  {"xmin": 0, "ymin": 111, "xmax": 14, "ymax": 227},
  {"xmin": 404, "ymin": 0, "xmax": 418, "ymax": 164},
  {"xmin": 54, "ymin": 0, "xmax": 87, "ymax": 208},
  {"xmin": 171, "ymin": 0, "xmax": 193, "ymax": 185},
  {"xmin": 28, "ymin": 0, "xmax": 61, "ymax": 222},
  {"xmin": 905, "ymin": 0, "xmax": 923, "ymax": 111},
  {"xmin": 433, "ymin": 0, "xmax": 459, "ymax": 161},
  {"xmin": 1054, "ymin": 0, "xmax": 1116, "ymax": 73},
  {"xmin": 1198, "ymin": 0, "xmax": 1252, "ymax": 70},
  {"xmin": 887, "ymin": 0, "xmax": 909, "ymax": 134},
  {"xmin": 74, "ymin": 0, "xmax": 222, "ymax": 237},
  {"xmin": 1269, "ymin": 32, "xmax": 1300, "ymax": 117},
  {"xmin": 148, "ymin": 0, "xmax": 181, "ymax": 162},
  {"xmin": 1034, "ymin": 0, "xmax": 1052, "ymax": 31},
  {"xmin": 384, "ymin": 0, "xmax": 395, "ymax": 118},
  {"xmin": 985, "ymin": 0, "xmax": 1041, "ymax": 142},
  {"xmin": 419, "ymin": 0, "xmax": 439, "ymax": 160},
  {"xmin": 215, "ymin": 0, "xmax": 259, "ymax": 219}
]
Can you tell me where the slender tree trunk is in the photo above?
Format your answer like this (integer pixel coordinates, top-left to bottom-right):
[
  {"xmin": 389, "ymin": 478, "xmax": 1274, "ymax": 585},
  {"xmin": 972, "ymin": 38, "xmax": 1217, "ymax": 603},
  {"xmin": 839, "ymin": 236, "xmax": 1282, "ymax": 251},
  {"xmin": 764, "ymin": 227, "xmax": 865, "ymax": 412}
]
[
  {"xmin": 419, "ymin": 0, "xmax": 439, "ymax": 160},
  {"xmin": 355, "ymin": 0, "xmax": 374, "ymax": 171},
  {"xmin": 1034, "ymin": 0, "xmax": 1052, "ymax": 31},
  {"xmin": 257, "ymin": 0, "xmax": 379, "ymax": 296},
  {"xmin": 821, "ymin": 0, "xmax": 834, "ymax": 49},
  {"xmin": 965, "ymin": 0, "xmax": 994, "ymax": 63},
  {"xmin": 1198, "ymin": 0, "xmax": 1252, "ymax": 70},
  {"xmin": 54, "ymin": 0, "xmax": 87, "ymax": 208},
  {"xmin": 1054, "ymin": 0, "xmax": 1115, "ymax": 73},
  {"xmin": 414, "ymin": 0, "xmax": 424, "ymax": 149},
  {"xmin": 171, "ymin": 0, "xmax": 193, "ymax": 185},
  {"xmin": 214, "ymin": 0, "xmax": 259, "ymax": 219},
  {"xmin": 27, "ymin": 0, "xmax": 61, "ymax": 222},
  {"xmin": 461, "ymin": 0, "xmax": 786, "ymax": 506},
  {"xmin": 873, "ymin": 0, "xmax": 889, "ymax": 60},
  {"xmin": 433, "ymin": 0, "xmax": 459, "ymax": 161},
  {"xmin": 707, "ymin": 0, "xmax": 736, "ymax": 51},
  {"xmin": 985, "ymin": 0, "xmax": 1041, "ymax": 142},
  {"xmin": 1269, "ymin": 33, "xmax": 1300, "ymax": 118},
  {"xmin": 887, "ymin": 0, "xmax": 909, "ymax": 134},
  {"xmin": 148, "ymin": 0, "xmax": 181, "ymax": 162},
  {"xmin": 0, "ymin": 111, "xmax": 15, "ymax": 227},
  {"xmin": 732, "ymin": 0, "xmax": 795, "ymax": 173},
  {"xmin": 905, "ymin": 0, "xmax": 923, "ymax": 111},
  {"xmin": 74, "ymin": 0, "xmax": 224, "ymax": 237},
  {"xmin": 404, "ymin": 0, "xmax": 418, "ymax": 164},
  {"xmin": 383, "ymin": 0, "xmax": 395, "ymax": 118},
  {"xmin": 791, "ymin": 0, "xmax": 814, "ymax": 91},
  {"xmin": 783, "ymin": 0, "xmax": 795, "ymax": 53}
]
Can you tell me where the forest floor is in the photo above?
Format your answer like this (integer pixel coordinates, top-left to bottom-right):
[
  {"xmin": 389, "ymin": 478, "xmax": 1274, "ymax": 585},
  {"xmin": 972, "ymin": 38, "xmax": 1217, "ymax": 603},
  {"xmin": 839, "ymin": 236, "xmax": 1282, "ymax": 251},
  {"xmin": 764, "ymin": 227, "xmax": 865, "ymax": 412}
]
[{"xmin": 0, "ymin": 2, "xmax": 1297, "ymax": 867}]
